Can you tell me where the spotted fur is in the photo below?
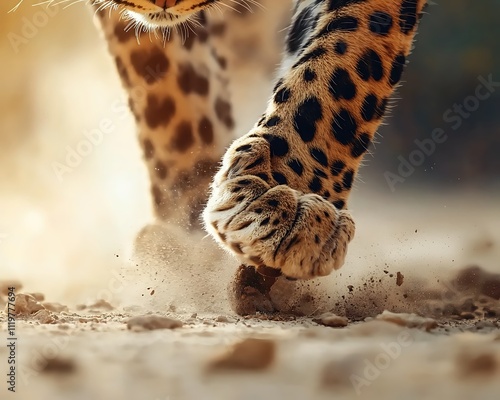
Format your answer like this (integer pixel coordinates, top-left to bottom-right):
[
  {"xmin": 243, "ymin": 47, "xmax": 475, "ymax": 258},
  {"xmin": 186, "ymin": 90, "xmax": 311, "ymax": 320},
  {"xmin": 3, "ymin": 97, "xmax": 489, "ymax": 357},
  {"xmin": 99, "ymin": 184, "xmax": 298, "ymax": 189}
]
[{"xmin": 93, "ymin": 0, "xmax": 427, "ymax": 279}]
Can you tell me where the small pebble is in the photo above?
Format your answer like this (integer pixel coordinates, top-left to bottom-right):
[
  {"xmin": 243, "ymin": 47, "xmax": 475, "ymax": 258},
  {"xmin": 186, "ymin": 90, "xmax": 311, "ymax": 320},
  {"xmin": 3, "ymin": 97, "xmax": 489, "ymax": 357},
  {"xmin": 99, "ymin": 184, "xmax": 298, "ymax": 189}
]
[
  {"xmin": 13, "ymin": 293, "xmax": 45, "ymax": 315},
  {"xmin": 33, "ymin": 309, "xmax": 56, "ymax": 324},
  {"xmin": 43, "ymin": 302, "xmax": 69, "ymax": 313},
  {"xmin": 127, "ymin": 315, "xmax": 183, "ymax": 331},
  {"xmin": 313, "ymin": 313, "xmax": 348, "ymax": 328},
  {"xmin": 209, "ymin": 338, "xmax": 276, "ymax": 371},
  {"xmin": 376, "ymin": 310, "xmax": 438, "ymax": 332}
]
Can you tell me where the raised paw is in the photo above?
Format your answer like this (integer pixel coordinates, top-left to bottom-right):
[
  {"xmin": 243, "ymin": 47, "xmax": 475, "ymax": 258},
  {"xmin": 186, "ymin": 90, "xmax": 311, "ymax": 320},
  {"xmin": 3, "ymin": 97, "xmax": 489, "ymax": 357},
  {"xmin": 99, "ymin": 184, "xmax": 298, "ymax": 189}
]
[{"xmin": 203, "ymin": 136, "xmax": 355, "ymax": 280}]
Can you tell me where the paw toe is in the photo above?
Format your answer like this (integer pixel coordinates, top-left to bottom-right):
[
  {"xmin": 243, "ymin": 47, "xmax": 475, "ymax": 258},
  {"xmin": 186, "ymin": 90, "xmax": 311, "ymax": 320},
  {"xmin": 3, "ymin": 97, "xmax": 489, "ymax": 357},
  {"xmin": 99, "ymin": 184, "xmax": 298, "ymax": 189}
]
[{"xmin": 205, "ymin": 177, "xmax": 355, "ymax": 280}]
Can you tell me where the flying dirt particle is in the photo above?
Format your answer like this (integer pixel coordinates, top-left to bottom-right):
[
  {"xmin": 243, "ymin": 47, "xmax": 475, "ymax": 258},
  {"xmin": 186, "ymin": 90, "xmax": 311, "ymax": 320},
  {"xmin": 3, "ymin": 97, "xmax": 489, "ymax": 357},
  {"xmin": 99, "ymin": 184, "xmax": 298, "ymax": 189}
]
[
  {"xmin": 14, "ymin": 293, "xmax": 45, "ymax": 315},
  {"xmin": 396, "ymin": 272, "xmax": 404, "ymax": 286},
  {"xmin": 313, "ymin": 313, "xmax": 348, "ymax": 328},
  {"xmin": 347, "ymin": 285, "xmax": 354, "ymax": 293},
  {"xmin": 41, "ymin": 357, "xmax": 76, "ymax": 374},
  {"xmin": 126, "ymin": 315, "xmax": 183, "ymax": 331},
  {"xmin": 376, "ymin": 310, "xmax": 438, "ymax": 332},
  {"xmin": 415, "ymin": 229, "xmax": 418, "ymax": 233},
  {"xmin": 150, "ymin": 289, "xmax": 155, "ymax": 296},
  {"xmin": 208, "ymin": 338, "xmax": 276, "ymax": 371}
]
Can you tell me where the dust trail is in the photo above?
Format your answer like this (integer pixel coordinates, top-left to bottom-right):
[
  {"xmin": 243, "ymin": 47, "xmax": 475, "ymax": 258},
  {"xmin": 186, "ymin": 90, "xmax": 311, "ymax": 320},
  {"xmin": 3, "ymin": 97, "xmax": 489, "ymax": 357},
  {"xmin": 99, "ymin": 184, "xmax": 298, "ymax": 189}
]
[
  {"xmin": 253, "ymin": 192, "xmax": 500, "ymax": 319},
  {"xmin": 122, "ymin": 192, "xmax": 500, "ymax": 319}
]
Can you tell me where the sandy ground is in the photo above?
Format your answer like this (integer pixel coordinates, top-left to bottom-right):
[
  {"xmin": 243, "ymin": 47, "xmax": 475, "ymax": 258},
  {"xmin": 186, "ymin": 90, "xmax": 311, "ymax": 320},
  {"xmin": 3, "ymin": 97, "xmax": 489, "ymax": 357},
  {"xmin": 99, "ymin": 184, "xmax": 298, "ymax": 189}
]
[
  {"xmin": 3, "ymin": 312, "xmax": 500, "ymax": 400},
  {"xmin": 1, "ymin": 284, "xmax": 500, "ymax": 400},
  {"xmin": 1, "ymin": 196, "xmax": 500, "ymax": 400}
]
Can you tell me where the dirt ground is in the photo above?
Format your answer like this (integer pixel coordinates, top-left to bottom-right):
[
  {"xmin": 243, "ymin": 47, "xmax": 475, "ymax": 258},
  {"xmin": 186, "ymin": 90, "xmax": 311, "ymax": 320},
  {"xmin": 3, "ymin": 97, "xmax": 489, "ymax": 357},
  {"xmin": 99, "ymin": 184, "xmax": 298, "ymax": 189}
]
[
  {"xmin": 1, "ymin": 196, "xmax": 500, "ymax": 400},
  {"xmin": 1, "ymin": 279, "xmax": 500, "ymax": 400}
]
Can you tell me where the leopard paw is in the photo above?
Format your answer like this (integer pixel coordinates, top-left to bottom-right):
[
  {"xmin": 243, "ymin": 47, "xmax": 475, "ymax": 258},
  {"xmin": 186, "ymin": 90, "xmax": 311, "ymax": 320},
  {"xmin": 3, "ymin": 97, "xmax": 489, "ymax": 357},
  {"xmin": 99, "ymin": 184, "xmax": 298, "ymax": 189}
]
[{"xmin": 203, "ymin": 137, "xmax": 355, "ymax": 280}]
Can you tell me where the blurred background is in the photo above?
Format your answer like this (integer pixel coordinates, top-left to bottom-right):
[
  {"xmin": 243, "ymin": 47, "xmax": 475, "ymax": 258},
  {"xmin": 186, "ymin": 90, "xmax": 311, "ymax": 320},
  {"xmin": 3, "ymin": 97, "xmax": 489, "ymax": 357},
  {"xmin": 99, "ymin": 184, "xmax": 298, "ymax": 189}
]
[
  {"xmin": 0, "ymin": 0, "xmax": 499, "ymax": 305},
  {"xmin": 0, "ymin": 0, "xmax": 151, "ymax": 301},
  {"xmin": 376, "ymin": 0, "xmax": 500, "ymax": 190}
]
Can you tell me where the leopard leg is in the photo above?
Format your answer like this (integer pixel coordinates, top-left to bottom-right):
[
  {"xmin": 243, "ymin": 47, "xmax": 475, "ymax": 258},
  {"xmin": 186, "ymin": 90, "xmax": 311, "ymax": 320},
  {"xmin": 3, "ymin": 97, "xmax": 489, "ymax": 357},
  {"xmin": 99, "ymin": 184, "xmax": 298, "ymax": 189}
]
[
  {"xmin": 93, "ymin": 10, "xmax": 228, "ymax": 229},
  {"xmin": 93, "ymin": 1, "xmax": 290, "ymax": 230},
  {"xmin": 204, "ymin": 0, "xmax": 428, "ymax": 279}
]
